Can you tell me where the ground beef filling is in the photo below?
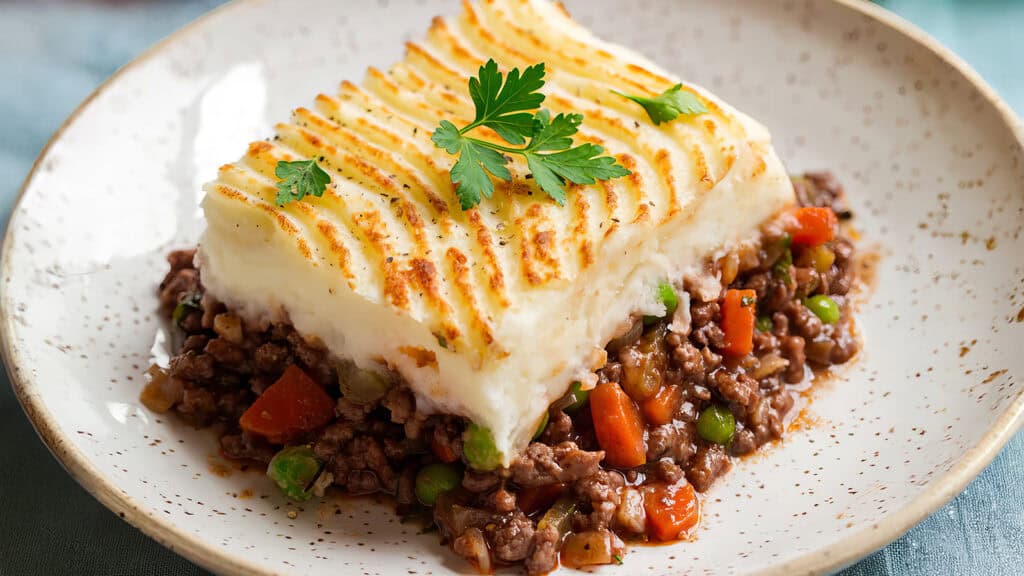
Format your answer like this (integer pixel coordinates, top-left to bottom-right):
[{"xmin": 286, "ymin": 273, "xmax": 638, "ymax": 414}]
[{"xmin": 149, "ymin": 173, "xmax": 858, "ymax": 574}]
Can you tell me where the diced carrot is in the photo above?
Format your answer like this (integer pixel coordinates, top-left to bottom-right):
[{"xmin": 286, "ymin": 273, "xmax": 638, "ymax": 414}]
[
  {"xmin": 517, "ymin": 483, "xmax": 566, "ymax": 516},
  {"xmin": 239, "ymin": 365, "xmax": 335, "ymax": 444},
  {"xmin": 590, "ymin": 381, "xmax": 647, "ymax": 468},
  {"xmin": 789, "ymin": 206, "xmax": 837, "ymax": 247},
  {"xmin": 643, "ymin": 480, "xmax": 701, "ymax": 541},
  {"xmin": 641, "ymin": 384, "xmax": 682, "ymax": 426},
  {"xmin": 720, "ymin": 289, "xmax": 756, "ymax": 357}
]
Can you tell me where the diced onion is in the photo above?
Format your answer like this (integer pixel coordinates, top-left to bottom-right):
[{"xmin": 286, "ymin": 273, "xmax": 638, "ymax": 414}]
[
  {"xmin": 684, "ymin": 271, "xmax": 722, "ymax": 303},
  {"xmin": 213, "ymin": 313, "xmax": 244, "ymax": 344},
  {"xmin": 311, "ymin": 471, "xmax": 334, "ymax": 498},
  {"xmin": 537, "ymin": 496, "xmax": 576, "ymax": 535},
  {"xmin": 719, "ymin": 251, "xmax": 740, "ymax": 286},
  {"xmin": 668, "ymin": 291, "xmax": 692, "ymax": 336},
  {"xmin": 606, "ymin": 317, "xmax": 642, "ymax": 355},
  {"xmin": 139, "ymin": 365, "xmax": 183, "ymax": 413},
  {"xmin": 805, "ymin": 339, "xmax": 835, "ymax": 365},
  {"xmin": 615, "ymin": 487, "xmax": 647, "ymax": 534},
  {"xmin": 453, "ymin": 528, "xmax": 491, "ymax": 574},
  {"xmin": 335, "ymin": 359, "xmax": 391, "ymax": 404},
  {"xmin": 748, "ymin": 353, "xmax": 789, "ymax": 380},
  {"xmin": 560, "ymin": 530, "xmax": 618, "ymax": 568}
]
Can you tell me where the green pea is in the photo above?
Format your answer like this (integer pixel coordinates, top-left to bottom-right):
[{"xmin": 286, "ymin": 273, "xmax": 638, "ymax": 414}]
[
  {"xmin": 644, "ymin": 281, "xmax": 679, "ymax": 325},
  {"xmin": 533, "ymin": 410, "xmax": 550, "ymax": 440},
  {"xmin": 267, "ymin": 445, "xmax": 323, "ymax": 502},
  {"xmin": 414, "ymin": 463, "xmax": 462, "ymax": 506},
  {"xmin": 563, "ymin": 381, "xmax": 590, "ymax": 413},
  {"xmin": 657, "ymin": 281, "xmax": 679, "ymax": 316},
  {"xmin": 805, "ymin": 294, "xmax": 840, "ymax": 324},
  {"xmin": 697, "ymin": 405, "xmax": 735, "ymax": 445},
  {"xmin": 463, "ymin": 424, "xmax": 502, "ymax": 471},
  {"xmin": 755, "ymin": 315, "xmax": 773, "ymax": 333}
]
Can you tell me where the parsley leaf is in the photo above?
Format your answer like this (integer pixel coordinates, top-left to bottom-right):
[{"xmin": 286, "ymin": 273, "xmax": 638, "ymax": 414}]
[
  {"xmin": 434, "ymin": 333, "xmax": 448, "ymax": 349},
  {"xmin": 526, "ymin": 109, "xmax": 582, "ymax": 151},
  {"xmin": 612, "ymin": 83, "xmax": 708, "ymax": 126},
  {"xmin": 612, "ymin": 553, "xmax": 624, "ymax": 565},
  {"xmin": 274, "ymin": 159, "xmax": 331, "ymax": 206},
  {"xmin": 468, "ymin": 59, "xmax": 547, "ymax": 145},
  {"xmin": 433, "ymin": 120, "xmax": 511, "ymax": 210},
  {"xmin": 433, "ymin": 60, "xmax": 631, "ymax": 210},
  {"xmin": 525, "ymin": 144, "xmax": 630, "ymax": 206},
  {"xmin": 430, "ymin": 119, "xmax": 465, "ymax": 154},
  {"xmin": 521, "ymin": 110, "xmax": 630, "ymax": 205}
]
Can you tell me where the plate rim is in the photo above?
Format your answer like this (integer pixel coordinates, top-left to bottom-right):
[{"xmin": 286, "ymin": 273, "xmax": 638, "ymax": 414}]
[{"xmin": 2, "ymin": 1, "xmax": 1022, "ymax": 574}]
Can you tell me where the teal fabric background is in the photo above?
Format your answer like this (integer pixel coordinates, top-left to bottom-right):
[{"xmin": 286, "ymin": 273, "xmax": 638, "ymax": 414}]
[{"xmin": 0, "ymin": 1, "xmax": 1020, "ymax": 574}]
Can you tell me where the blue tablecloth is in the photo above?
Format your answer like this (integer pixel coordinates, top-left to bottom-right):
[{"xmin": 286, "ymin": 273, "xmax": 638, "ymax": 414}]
[{"xmin": 1, "ymin": 1, "xmax": 1021, "ymax": 574}]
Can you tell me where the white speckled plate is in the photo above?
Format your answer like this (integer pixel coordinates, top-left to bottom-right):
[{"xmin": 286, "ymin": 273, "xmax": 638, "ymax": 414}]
[{"xmin": 3, "ymin": 0, "xmax": 1023, "ymax": 574}]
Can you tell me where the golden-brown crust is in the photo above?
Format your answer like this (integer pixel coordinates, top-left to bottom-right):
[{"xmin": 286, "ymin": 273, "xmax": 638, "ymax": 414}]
[{"xmin": 398, "ymin": 346, "xmax": 438, "ymax": 368}]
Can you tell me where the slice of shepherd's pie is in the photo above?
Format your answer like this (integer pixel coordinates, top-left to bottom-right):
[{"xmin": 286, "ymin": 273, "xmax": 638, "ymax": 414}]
[
  {"xmin": 146, "ymin": 0, "xmax": 859, "ymax": 572},
  {"xmin": 201, "ymin": 0, "xmax": 793, "ymax": 460}
]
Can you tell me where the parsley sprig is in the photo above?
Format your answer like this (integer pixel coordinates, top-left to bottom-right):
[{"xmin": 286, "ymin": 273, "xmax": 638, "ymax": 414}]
[
  {"xmin": 274, "ymin": 159, "xmax": 331, "ymax": 207},
  {"xmin": 432, "ymin": 59, "xmax": 631, "ymax": 210},
  {"xmin": 612, "ymin": 83, "xmax": 708, "ymax": 126}
]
